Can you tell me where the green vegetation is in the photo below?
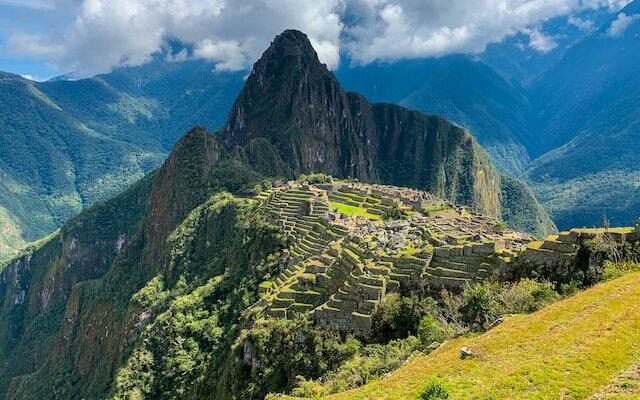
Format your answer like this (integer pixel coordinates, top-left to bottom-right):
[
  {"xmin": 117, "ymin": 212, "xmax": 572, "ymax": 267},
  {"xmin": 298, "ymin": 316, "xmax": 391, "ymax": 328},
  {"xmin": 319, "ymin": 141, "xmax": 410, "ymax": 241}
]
[
  {"xmin": 0, "ymin": 64, "xmax": 244, "ymax": 259},
  {"xmin": 420, "ymin": 379, "xmax": 450, "ymax": 400},
  {"xmin": 326, "ymin": 270, "xmax": 640, "ymax": 400},
  {"xmin": 330, "ymin": 202, "xmax": 380, "ymax": 220},
  {"xmin": 381, "ymin": 203, "xmax": 405, "ymax": 220},
  {"xmin": 1, "ymin": 28, "xmax": 631, "ymax": 400}
]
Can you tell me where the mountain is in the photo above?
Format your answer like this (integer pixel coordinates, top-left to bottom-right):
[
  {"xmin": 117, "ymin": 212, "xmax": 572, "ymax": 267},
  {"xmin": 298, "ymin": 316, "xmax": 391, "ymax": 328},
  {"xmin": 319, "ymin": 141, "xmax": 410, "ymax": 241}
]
[
  {"xmin": 336, "ymin": 56, "xmax": 533, "ymax": 175},
  {"xmin": 0, "ymin": 29, "xmax": 562, "ymax": 400},
  {"xmin": 335, "ymin": 3, "xmax": 640, "ymax": 230},
  {"xmin": 223, "ymin": 30, "xmax": 553, "ymax": 236},
  {"xmin": 523, "ymin": 1, "xmax": 640, "ymax": 229},
  {"xmin": 0, "ymin": 61, "xmax": 243, "ymax": 260}
]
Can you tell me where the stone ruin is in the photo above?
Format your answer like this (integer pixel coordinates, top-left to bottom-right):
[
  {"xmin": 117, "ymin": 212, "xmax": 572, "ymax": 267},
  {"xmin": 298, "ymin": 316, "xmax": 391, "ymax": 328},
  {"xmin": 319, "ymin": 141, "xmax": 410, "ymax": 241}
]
[{"xmin": 251, "ymin": 180, "xmax": 640, "ymax": 335}]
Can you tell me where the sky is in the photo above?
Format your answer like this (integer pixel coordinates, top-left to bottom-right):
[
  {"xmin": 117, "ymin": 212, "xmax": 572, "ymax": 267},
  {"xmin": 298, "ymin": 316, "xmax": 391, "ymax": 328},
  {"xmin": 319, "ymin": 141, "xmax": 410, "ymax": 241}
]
[{"xmin": 0, "ymin": 0, "xmax": 635, "ymax": 81}]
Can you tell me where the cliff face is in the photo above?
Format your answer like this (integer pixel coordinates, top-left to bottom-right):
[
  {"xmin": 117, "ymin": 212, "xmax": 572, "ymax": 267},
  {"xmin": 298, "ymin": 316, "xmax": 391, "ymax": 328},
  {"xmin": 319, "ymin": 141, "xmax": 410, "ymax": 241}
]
[{"xmin": 225, "ymin": 30, "xmax": 505, "ymax": 218}]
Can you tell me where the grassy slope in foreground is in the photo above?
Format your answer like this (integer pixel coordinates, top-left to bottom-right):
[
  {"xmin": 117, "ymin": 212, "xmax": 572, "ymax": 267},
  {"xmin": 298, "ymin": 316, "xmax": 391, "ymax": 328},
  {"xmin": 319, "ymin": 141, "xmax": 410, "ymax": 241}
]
[{"xmin": 325, "ymin": 272, "xmax": 640, "ymax": 400}]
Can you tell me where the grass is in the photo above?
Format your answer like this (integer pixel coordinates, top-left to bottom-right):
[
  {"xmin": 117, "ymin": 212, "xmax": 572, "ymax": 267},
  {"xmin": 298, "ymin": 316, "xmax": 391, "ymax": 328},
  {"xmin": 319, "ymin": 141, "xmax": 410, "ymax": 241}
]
[
  {"xmin": 571, "ymin": 227, "xmax": 636, "ymax": 234},
  {"xmin": 320, "ymin": 272, "xmax": 640, "ymax": 400},
  {"xmin": 330, "ymin": 202, "xmax": 380, "ymax": 220}
]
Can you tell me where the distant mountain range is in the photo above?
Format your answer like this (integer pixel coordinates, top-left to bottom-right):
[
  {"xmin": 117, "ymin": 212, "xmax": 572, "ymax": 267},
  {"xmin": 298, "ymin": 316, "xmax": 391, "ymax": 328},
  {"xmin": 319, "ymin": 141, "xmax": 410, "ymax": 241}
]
[{"xmin": 1, "ymin": 1, "xmax": 639, "ymax": 258}]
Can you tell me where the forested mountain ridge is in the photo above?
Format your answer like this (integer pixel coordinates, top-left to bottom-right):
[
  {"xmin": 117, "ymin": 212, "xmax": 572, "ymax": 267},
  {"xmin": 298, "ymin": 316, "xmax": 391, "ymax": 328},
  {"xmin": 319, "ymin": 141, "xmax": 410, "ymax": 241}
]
[{"xmin": 0, "ymin": 61, "xmax": 243, "ymax": 260}]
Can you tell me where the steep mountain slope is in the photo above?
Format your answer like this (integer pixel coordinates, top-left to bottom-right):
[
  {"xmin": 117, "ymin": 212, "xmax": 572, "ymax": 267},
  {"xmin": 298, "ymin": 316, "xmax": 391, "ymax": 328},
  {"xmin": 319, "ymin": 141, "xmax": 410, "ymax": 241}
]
[
  {"xmin": 525, "ymin": 0, "xmax": 640, "ymax": 229},
  {"xmin": 0, "ymin": 61, "xmax": 243, "ymax": 260},
  {"xmin": 326, "ymin": 272, "xmax": 640, "ymax": 400},
  {"xmin": 0, "ymin": 71, "xmax": 164, "ymax": 259},
  {"xmin": 224, "ymin": 30, "xmax": 553, "ymax": 236},
  {"xmin": 0, "ymin": 127, "xmax": 270, "ymax": 399},
  {"xmin": 336, "ymin": 56, "xmax": 533, "ymax": 174}
]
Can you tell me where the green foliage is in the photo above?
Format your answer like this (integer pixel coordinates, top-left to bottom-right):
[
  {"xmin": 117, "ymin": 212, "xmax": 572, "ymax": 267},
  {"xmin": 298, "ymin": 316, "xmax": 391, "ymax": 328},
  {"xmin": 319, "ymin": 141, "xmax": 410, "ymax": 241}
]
[
  {"xmin": 417, "ymin": 316, "xmax": 450, "ymax": 346},
  {"xmin": 381, "ymin": 202, "xmax": 405, "ymax": 220},
  {"xmin": 420, "ymin": 379, "xmax": 450, "ymax": 400},
  {"xmin": 225, "ymin": 316, "xmax": 358, "ymax": 400},
  {"xmin": 373, "ymin": 293, "xmax": 439, "ymax": 342},
  {"xmin": 499, "ymin": 175, "xmax": 557, "ymax": 239},
  {"xmin": 602, "ymin": 261, "xmax": 640, "ymax": 282},
  {"xmin": 296, "ymin": 173, "xmax": 332, "ymax": 184},
  {"xmin": 288, "ymin": 336, "xmax": 422, "ymax": 397},
  {"xmin": 459, "ymin": 279, "xmax": 559, "ymax": 330},
  {"xmin": 111, "ymin": 193, "xmax": 285, "ymax": 400},
  {"xmin": 113, "ymin": 277, "xmax": 225, "ymax": 399}
]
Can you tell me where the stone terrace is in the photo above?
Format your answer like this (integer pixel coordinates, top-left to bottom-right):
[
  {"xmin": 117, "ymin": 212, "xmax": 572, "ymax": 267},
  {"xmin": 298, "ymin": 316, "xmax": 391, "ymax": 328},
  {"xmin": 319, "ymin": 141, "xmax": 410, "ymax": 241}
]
[{"xmin": 253, "ymin": 179, "xmax": 639, "ymax": 334}]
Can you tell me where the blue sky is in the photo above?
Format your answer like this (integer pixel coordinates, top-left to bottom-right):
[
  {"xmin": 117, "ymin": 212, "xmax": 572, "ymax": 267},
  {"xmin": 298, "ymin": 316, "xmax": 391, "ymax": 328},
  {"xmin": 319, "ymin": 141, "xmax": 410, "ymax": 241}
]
[
  {"xmin": 0, "ymin": 1, "xmax": 70, "ymax": 80},
  {"xmin": 0, "ymin": 0, "xmax": 634, "ymax": 81}
]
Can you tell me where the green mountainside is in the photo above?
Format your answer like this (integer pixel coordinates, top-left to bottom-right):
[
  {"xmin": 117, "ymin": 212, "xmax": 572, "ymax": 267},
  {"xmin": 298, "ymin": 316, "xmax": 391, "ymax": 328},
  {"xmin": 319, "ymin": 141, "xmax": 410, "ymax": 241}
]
[
  {"xmin": 0, "ymin": 30, "xmax": 564, "ymax": 399},
  {"xmin": 0, "ymin": 61, "xmax": 243, "ymax": 260},
  {"xmin": 336, "ymin": 56, "xmax": 533, "ymax": 175},
  {"xmin": 524, "ymin": 0, "xmax": 640, "ymax": 229}
]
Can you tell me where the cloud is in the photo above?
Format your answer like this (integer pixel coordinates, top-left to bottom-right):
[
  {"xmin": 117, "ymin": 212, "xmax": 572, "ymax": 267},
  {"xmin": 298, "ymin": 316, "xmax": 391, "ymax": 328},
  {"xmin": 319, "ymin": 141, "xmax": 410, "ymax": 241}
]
[
  {"xmin": 568, "ymin": 15, "xmax": 595, "ymax": 31},
  {"xmin": 7, "ymin": 0, "xmax": 342, "ymax": 77},
  {"xmin": 525, "ymin": 28, "xmax": 557, "ymax": 52},
  {"xmin": 342, "ymin": 0, "xmax": 618, "ymax": 64},
  {"xmin": 607, "ymin": 12, "xmax": 640, "ymax": 36},
  {"xmin": 5, "ymin": 0, "xmax": 631, "ymax": 77}
]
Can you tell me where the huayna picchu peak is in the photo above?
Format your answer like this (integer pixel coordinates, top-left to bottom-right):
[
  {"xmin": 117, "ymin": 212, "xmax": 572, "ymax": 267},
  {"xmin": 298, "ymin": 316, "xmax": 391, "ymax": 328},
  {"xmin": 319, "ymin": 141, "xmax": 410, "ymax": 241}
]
[
  {"xmin": 225, "ymin": 30, "xmax": 555, "ymax": 238},
  {"xmin": 1, "ymin": 29, "xmax": 637, "ymax": 400}
]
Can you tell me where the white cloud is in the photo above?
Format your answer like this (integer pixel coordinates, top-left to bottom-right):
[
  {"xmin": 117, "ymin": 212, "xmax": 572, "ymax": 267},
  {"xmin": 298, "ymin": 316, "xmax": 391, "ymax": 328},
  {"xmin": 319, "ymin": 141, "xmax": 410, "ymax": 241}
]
[
  {"xmin": 607, "ymin": 12, "xmax": 640, "ymax": 37},
  {"xmin": 342, "ymin": 0, "xmax": 613, "ymax": 64},
  {"xmin": 525, "ymin": 27, "xmax": 557, "ymax": 52},
  {"xmin": 5, "ymin": 0, "xmax": 632, "ymax": 77},
  {"xmin": 568, "ymin": 15, "xmax": 594, "ymax": 31},
  {"xmin": 8, "ymin": 0, "xmax": 343, "ymax": 77},
  {"xmin": 194, "ymin": 39, "xmax": 248, "ymax": 70}
]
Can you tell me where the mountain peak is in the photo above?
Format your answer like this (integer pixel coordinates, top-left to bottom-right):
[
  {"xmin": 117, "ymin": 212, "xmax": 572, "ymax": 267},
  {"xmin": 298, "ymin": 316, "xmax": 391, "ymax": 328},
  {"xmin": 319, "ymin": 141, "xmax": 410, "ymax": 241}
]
[
  {"xmin": 224, "ymin": 29, "xmax": 341, "ymax": 149},
  {"xmin": 264, "ymin": 29, "xmax": 321, "ymax": 65}
]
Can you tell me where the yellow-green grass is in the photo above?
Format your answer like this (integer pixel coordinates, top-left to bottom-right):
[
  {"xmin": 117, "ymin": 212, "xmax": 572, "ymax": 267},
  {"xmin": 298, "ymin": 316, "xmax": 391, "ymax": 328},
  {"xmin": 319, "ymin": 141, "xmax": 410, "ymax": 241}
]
[
  {"xmin": 572, "ymin": 227, "xmax": 635, "ymax": 234},
  {"xmin": 323, "ymin": 272, "xmax": 640, "ymax": 400},
  {"xmin": 330, "ymin": 202, "xmax": 380, "ymax": 220},
  {"xmin": 526, "ymin": 240, "xmax": 544, "ymax": 249}
]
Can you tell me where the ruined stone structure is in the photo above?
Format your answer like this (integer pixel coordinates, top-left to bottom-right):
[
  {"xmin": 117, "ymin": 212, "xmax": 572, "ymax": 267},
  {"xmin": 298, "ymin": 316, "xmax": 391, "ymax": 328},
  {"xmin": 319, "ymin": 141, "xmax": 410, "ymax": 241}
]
[{"xmin": 253, "ymin": 180, "xmax": 639, "ymax": 335}]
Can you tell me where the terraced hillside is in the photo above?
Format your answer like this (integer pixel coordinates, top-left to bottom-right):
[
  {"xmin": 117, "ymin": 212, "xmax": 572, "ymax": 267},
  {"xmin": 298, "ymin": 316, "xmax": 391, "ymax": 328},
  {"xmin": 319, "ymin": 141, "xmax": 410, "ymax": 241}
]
[
  {"xmin": 248, "ymin": 180, "xmax": 640, "ymax": 338},
  {"xmin": 321, "ymin": 271, "xmax": 640, "ymax": 400},
  {"xmin": 250, "ymin": 181, "xmax": 564, "ymax": 335}
]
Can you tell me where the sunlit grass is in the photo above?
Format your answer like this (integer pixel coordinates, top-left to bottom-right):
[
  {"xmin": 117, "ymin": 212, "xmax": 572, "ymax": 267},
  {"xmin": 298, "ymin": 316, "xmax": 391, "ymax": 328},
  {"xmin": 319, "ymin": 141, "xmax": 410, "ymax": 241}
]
[
  {"xmin": 330, "ymin": 201, "xmax": 380, "ymax": 220},
  {"xmin": 323, "ymin": 272, "xmax": 640, "ymax": 400}
]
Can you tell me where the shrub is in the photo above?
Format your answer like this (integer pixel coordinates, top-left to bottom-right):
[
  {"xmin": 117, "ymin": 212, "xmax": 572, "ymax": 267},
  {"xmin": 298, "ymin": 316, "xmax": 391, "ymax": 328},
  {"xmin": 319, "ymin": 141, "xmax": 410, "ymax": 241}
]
[
  {"xmin": 603, "ymin": 261, "xmax": 640, "ymax": 281},
  {"xmin": 420, "ymin": 378, "xmax": 450, "ymax": 400},
  {"xmin": 417, "ymin": 316, "xmax": 449, "ymax": 345},
  {"xmin": 373, "ymin": 294, "xmax": 438, "ymax": 341},
  {"xmin": 460, "ymin": 279, "xmax": 560, "ymax": 330},
  {"xmin": 499, "ymin": 279, "xmax": 558, "ymax": 314},
  {"xmin": 461, "ymin": 282, "xmax": 501, "ymax": 329},
  {"xmin": 382, "ymin": 203, "xmax": 405, "ymax": 220},
  {"xmin": 297, "ymin": 173, "xmax": 332, "ymax": 184}
]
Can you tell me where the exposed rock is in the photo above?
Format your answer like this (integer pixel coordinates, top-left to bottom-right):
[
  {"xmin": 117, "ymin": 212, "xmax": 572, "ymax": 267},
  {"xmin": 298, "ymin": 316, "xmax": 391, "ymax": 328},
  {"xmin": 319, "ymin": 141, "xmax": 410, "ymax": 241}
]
[{"xmin": 460, "ymin": 347, "xmax": 475, "ymax": 360}]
